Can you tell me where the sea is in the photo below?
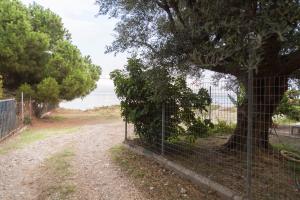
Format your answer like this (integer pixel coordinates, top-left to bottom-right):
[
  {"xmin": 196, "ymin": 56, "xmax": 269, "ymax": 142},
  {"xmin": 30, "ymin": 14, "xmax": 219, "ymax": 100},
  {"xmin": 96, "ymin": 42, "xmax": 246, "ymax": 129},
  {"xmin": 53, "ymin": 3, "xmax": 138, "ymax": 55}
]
[
  {"xmin": 59, "ymin": 78, "xmax": 235, "ymax": 110},
  {"xmin": 59, "ymin": 79, "xmax": 120, "ymax": 110}
]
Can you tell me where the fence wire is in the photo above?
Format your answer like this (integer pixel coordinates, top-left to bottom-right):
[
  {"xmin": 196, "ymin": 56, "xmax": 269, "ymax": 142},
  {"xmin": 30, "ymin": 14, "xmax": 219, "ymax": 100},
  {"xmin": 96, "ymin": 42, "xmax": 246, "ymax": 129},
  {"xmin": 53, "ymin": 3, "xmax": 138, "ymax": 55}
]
[{"xmin": 126, "ymin": 75, "xmax": 300, "ymax": 200}]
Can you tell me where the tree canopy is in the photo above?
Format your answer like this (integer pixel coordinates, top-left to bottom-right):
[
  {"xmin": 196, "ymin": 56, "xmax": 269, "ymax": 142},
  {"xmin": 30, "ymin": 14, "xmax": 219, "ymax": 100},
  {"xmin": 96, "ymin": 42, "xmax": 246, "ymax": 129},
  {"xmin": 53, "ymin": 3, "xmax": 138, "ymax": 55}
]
[
  {"xmin": 97, "ymin": 0, "xmax": 300, "ymax": 78},
  {"xmin": 98, "ymin": 0, "xmax": 300, "ymax": 150},
  {"xmin": 0, "ymin": 0, "xmax": 101, "ymax": 102}
]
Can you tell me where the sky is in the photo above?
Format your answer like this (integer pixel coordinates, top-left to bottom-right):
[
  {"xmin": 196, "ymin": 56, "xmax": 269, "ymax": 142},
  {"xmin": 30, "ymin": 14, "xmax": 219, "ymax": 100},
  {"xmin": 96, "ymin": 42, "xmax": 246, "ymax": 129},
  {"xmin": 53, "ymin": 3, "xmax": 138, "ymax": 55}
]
[
  {"xmin": 20, "ymin": 0, "xmax": 217, "ymax": 110},
  {"xmin": 21, "ymin": 0, "xmax": 128, "ymax": 78}
]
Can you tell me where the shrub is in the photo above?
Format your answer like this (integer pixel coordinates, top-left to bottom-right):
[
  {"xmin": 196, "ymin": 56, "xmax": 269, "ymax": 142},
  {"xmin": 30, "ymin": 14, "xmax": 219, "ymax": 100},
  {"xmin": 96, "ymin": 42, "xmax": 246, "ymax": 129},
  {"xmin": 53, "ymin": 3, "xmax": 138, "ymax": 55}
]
[
  {"xmin": 276, "ymin": 90, "xmax": 300, "ymax": 121},
  {"xmin": 111, "ymin": 58, "xmax": 212, "ymax": 144},
  {"xmin": 23, "ymin": 116, "xmax": 32, "ymax": 125},
  {"xmin": 208, "ymin": 120, "xmax": 236, "ymax": 136},
  {"xmin": 36, "ymin": 77, "xmax": 60, "ymax": 104},
  {"xmin": 16, "ymin": 83, "xmax": 35, "ymax": 101}
]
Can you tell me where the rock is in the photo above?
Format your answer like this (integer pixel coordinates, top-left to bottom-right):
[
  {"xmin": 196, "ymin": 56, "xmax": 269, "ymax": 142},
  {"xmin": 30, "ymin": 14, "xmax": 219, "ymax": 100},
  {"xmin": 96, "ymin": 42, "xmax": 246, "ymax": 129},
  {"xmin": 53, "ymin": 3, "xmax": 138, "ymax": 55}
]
[
  {"xmin": 208, "ymin": 190, "xmax": 214, "ymax": 194},
  {"xmin": 180, "ymin": 188, "xmax": 187, "ymax": 194},
  {"xmin": 149, "ymin": 186, "xmax": 154, "ymax": 191}
]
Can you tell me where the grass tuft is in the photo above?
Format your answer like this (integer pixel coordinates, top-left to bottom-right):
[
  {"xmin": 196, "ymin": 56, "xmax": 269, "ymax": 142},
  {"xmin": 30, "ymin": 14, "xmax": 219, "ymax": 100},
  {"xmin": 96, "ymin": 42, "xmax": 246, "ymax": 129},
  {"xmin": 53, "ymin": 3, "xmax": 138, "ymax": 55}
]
[
  {"xmin": 0, "ymin": 127, "xmax": 79, "ymax": 155},
  {"xmin": 39, "ymin": 148, "xmax": 76, "ymax": 200}
]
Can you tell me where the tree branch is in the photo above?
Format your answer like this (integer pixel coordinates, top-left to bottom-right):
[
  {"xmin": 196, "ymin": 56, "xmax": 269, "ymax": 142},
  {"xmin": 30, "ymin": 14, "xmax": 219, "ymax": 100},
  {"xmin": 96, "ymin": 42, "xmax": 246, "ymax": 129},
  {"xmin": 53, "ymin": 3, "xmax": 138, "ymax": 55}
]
[
  {"xmin": 168, "ymin": 0, "xmax": 187, "ymax": 28},
  {"xmin": 192, "ymin": 63, "xmax": 242, "ymax": 77},
  {"xmin": 155, "ymin": 0, "xmax": 175, "ymax": 30},
  {"xmin": 280, "ymin": 50, "xmax": 300, "ymax": 75},
  {"xmin": 133, "ymin": 40, "xmax": 158, "ymax": 54}
]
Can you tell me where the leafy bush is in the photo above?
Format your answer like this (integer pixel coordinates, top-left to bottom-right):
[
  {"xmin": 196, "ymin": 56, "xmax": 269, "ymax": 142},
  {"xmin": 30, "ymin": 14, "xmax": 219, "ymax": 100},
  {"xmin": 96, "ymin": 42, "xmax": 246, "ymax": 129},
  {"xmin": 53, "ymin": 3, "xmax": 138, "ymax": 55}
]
[
  {"xmin": 276, "ymin": 90, "xmax": 300, "ymax": 121},
  {"xmin": 36, "ymin": 77, "xmax": 60, "ymax": 104},
  {"xmin": 111, "ymin": 58, "xmax": 212, "ymax": 144},
  {"xmin": 208, "ymin": 120, "xmax": 236, "ymax": 136},
  {"xmin": 23, "ymin": 115, "xmax": 32, "ymax": 125},
  {"xmin": 16, "ymin": 83, "xmax": 35, "ymax": 101}
]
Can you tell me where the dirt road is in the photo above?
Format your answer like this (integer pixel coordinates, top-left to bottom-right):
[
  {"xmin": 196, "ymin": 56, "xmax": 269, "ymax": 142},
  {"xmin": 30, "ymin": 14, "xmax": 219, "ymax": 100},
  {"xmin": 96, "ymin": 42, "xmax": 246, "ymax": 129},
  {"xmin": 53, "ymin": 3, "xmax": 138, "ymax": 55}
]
[
  {"xmin": 0, "ymin": 107, "xmax": 218, "ymax": 200},
  {"xmin": 0, "ymin": 104, "xmax": 149, "ymax": 200},
  {"xmin": 0, "ymin": 119, "xmax": 147, "ymax": 200}
]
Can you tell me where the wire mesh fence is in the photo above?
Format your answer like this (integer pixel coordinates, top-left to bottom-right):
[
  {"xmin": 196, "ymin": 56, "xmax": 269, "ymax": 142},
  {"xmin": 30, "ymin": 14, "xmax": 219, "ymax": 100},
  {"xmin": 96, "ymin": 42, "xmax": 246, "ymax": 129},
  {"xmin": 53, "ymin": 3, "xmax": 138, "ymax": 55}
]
[{"xmin": 126, "ymin": 74, "xmax": 300, "ymax": 200}]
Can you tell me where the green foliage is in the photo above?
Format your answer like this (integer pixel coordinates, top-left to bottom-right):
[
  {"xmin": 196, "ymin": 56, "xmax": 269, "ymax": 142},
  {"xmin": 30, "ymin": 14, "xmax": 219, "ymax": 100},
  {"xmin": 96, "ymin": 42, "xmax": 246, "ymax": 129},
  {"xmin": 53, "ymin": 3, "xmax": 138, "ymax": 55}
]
[
  {"xmin": 47, "ymin": 41, "xmax": 101, "ymax": 101},
  {"xmin": 0, "ymin": 0, "xmax": 50, "ymax": 89},
  {"xmin": 227, "ymin": 84, "xmax": 246, "ymax": 107},
  {"xmin": 98, "ymin": 0, "xmax": 300, "ymax": 149},
  {"xmin": 28, "ymin": 3, "xmax": 70, "ymax": 46},
  {"xmin": 276, "ymin": 90, "xmax": 300, "ymax": 121},
  {"xmin": 97, "ymin": 1, "xmax": 300, "ymax": 77},
  {"xmin": 16, "ymin": 83, "xmax": 34, "ymax": 101},
  {"xmin": 208, "ymin": 121, "xmax": 236, "ymax": 136},
  {"xmin": 23, "ymin": 115, "xmax": 32, "ymax": 125},
  {"xmin": 36, "ymin": 77, "xmax": 60, "ymax": 104},
  {"xmin": 0, "ymin": 0, "xmax": 101, "ymax": 105},
  {"xmin": 111, "ymin": 58, "xmax": 212, "ymax": 144}
]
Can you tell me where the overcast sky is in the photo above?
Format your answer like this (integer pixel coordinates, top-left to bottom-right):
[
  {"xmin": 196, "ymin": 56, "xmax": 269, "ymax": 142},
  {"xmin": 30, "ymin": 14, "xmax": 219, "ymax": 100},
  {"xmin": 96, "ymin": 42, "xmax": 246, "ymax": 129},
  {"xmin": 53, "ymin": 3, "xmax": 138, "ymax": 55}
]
[{"xmin": 21, "ymin": 0, "xmax": 128, "ymax": 78}]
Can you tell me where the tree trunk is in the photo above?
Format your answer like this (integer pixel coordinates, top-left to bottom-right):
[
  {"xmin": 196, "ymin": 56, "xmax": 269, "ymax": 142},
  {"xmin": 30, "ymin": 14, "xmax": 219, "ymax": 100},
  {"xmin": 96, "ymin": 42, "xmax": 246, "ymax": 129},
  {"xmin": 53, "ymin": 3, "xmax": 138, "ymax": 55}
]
[{"xmin": 224, "ymin": 76, "xmax": 288, "ymax": 151}]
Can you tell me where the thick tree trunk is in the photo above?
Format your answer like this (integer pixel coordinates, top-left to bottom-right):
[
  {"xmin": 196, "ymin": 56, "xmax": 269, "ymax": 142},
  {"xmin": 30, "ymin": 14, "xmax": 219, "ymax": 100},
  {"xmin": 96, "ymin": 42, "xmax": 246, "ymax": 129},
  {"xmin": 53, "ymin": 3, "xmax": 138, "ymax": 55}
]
[{"xmin": 224, "ymin": 76, "xmax": 288, "ymax": 151}]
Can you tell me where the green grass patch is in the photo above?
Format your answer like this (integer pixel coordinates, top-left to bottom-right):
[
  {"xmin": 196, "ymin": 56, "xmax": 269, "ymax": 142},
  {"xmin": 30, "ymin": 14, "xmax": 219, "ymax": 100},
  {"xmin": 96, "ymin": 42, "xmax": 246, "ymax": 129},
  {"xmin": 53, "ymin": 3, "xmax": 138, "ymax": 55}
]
[
  {"xmin": 0, "ymin": 127, "xmax": 79, "ymax": 155},
  {"xmin": 46, "ymin": 149, "xmax": 75, "ymax": 177},
  {"xmin": 41, "ymin": 148, "xmax": 76, "ymax": 200},
  {"xmin": 272, "ymin": 143, "xmax": 300, "ymax": 154},
  {"xmin": 45, "ymin": 115, "xmax": 66, "ymax": 122},
  {"xmin": 273, "ymin": 115, "xmax": 298, "ymax": 125},
  {"xmin": 206, "ymin": 104, "xmax": 221, "ymax": 111}
]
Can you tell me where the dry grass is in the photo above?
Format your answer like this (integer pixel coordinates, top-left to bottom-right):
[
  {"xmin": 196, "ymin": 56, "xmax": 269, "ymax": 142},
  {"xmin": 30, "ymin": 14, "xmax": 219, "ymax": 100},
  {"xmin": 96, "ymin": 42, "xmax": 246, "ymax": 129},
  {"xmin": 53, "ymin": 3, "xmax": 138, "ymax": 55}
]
[
  {"xmin": 110, "ymin": 145, "xmax": 220, "ymax": 200},
  {"xmin": 128, "ymin": 137, "xmax": 300, "ymax": 200},
  {"xmin": 31, "ymin": 105, "xmax": 122, "ymax": 130},
  {"xmin": 0, "ymin": 105, "xmax": 122, "ymax": 155},
  {"xmin": 37, "ymin": 147, "xmax": 76, "ymax": 200}
]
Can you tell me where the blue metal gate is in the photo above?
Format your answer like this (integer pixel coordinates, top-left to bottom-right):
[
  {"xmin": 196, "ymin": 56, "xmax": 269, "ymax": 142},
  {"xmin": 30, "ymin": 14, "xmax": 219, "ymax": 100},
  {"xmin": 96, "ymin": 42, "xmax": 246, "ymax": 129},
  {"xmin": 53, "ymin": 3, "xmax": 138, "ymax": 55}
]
[{"xmin": 0, "ymin": 99, "xmax": 17, "ymax": 139}]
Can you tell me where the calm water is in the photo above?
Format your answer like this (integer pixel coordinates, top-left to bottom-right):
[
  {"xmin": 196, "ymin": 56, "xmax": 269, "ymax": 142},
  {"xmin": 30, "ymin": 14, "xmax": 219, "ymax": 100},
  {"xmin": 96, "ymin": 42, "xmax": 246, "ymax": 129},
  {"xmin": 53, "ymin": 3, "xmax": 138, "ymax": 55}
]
[
  {"xmin": 59, "ymin": 79, "xmax": 120, "ymax": 110},
  {"xmin": 59, "ymin": 79, "xmax": 234, "ymax": 110}
]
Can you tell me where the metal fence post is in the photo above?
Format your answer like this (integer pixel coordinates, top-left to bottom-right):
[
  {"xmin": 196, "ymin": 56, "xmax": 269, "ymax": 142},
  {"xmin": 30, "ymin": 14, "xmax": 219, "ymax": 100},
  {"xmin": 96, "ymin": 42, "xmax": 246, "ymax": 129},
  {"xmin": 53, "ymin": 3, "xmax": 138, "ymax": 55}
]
[
  {"xmin": 161, "ymin": 103, "xmax": 165, "ymax": 155},
  {"xmin": 21, "ymin": 92, "xmax": 24, "ymax": 123},
  {"xmin": 125, "ymin": 116, "xmax": 128, "ymax": 141},
  {"xmin": 209, "ymin": 86, "xmax": 212, "ymax": 121},
  {"xmin": 246, "ymin": 69, "xmax": 254, "ymax": 200},
  {"xmin": 29, "ymin": 96, "xmax": 32, "ymax": 120}
]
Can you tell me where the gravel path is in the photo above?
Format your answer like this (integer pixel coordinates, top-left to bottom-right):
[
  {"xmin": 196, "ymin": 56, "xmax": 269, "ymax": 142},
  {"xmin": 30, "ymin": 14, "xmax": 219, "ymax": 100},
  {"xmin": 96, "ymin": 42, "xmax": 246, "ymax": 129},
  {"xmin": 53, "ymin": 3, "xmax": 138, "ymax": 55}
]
[
  {"xmin": 0, "ymin": 122, "xmax": 146, "ymax": 200},
  {"xmin": 72, "ymin": 123, "xmax": 146, "ymax": 200}
]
